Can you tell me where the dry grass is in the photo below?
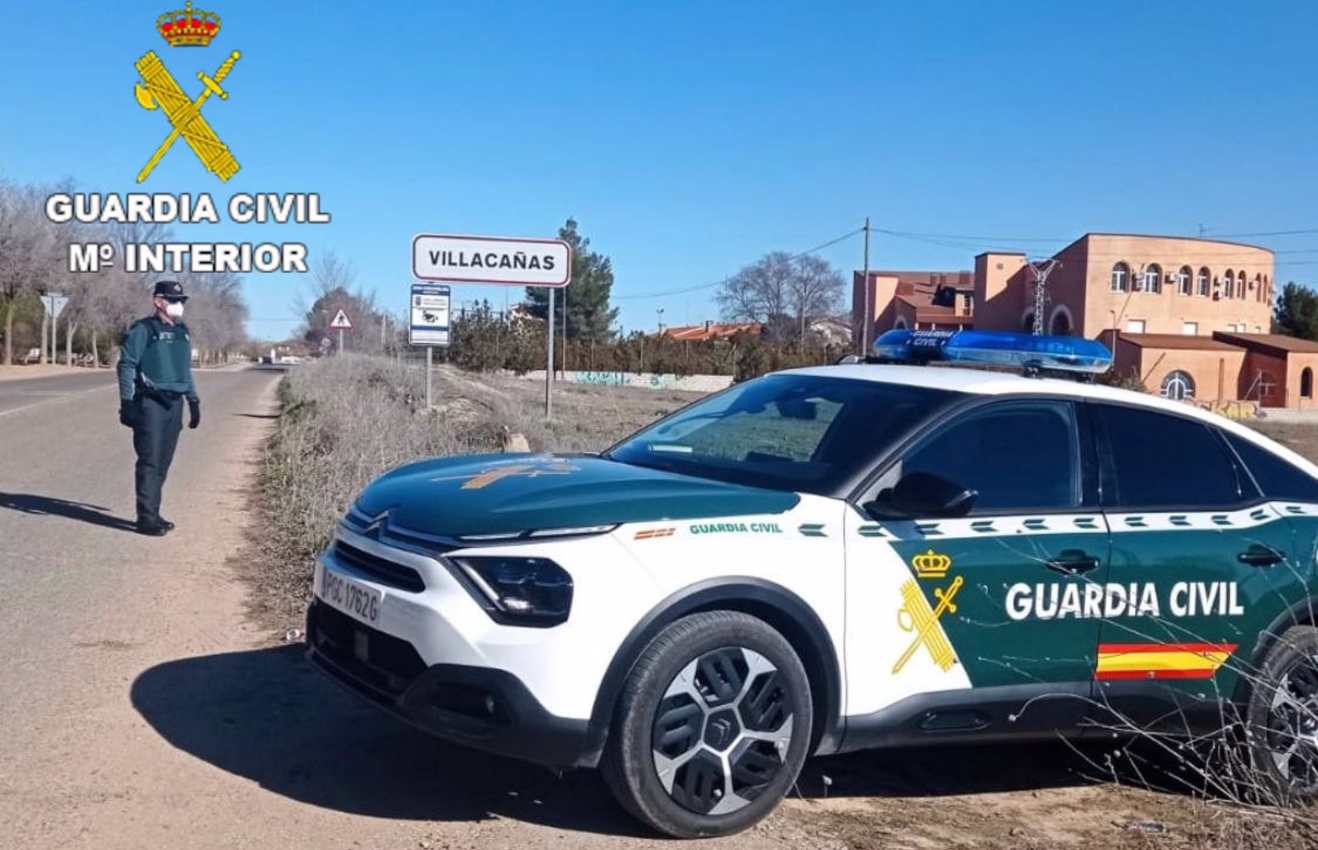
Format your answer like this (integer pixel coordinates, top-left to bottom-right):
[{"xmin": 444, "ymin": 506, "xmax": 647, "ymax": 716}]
[{"xmin": 246, "ymin": 356, "xmax": 700, "ymax": 628}]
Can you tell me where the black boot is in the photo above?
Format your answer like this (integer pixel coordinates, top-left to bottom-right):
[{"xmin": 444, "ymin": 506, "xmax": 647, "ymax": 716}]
[{"xmin": 137, "ymin": 520, "xmax": 169, "ymax": 536}]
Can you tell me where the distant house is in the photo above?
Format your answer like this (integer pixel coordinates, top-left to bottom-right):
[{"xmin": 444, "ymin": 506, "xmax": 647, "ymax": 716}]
[
  {"xmin": 807, "ymin": 316, "xmax": 854, "ymax": 347},
  {"xmin": 657, "ymin": 321, "xmax": 763, "ymax": 341}
]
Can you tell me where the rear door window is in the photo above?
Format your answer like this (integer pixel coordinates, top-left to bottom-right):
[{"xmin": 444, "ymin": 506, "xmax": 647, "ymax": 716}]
[
  {"xmin": 1224, "ymin": 433, "xmax": 1318, "ymax": 502},
  {"xmin": 1094, "ymin": 404, "xmax": 1253, "ymax": 509}
]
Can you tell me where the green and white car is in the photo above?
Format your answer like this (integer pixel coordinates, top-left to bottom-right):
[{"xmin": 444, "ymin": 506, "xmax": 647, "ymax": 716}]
[{"xmin": 307, "ymin": 351, "xmax": 1318, "ymax": 837}]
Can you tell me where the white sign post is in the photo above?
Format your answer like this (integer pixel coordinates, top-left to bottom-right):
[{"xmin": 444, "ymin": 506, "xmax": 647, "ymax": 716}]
[
  {"xmin": 411, "ymin": 234, "xmax": 572, "ymax": 418},
  {"xmin": 409, "ymin": 283, "xmax": 451, "ymax": 409},
  {"xmin": 328, "ymin": 308, "xmax": 353, "ymax": 355},
  {"xmin": 41, "ymin": 293, "xmax": 68, "ymax": 365}
]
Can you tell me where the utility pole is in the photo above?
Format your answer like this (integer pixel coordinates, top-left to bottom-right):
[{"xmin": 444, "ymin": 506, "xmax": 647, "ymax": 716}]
[
  {"xmin": 860, "ymin": 216, "xmax": 871, "ymax": 353},
  {"xmin": 656, "ymin": 307, "xmax": 665, "ymax": 334},
  {"xmin": 1027, "ymin": 259, "xmax": 1061, "ymax": 336},
  {"xmin": 562, "ymin": 284, "xmax": 568, "ymax": 377}
]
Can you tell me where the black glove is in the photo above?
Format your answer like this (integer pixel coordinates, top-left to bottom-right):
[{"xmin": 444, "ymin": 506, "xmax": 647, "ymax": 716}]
[
  {"xmin": 119, "ymin": 400, "xmax": 138, "ymax": 429},
  {"xmin": 187, "ymin": 398, "xmax": 201, "ymax": 430}
]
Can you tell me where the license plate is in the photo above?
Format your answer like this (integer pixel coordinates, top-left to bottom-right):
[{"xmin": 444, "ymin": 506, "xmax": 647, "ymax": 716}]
[{"xmin": 319, "ymin": 565, "xmax": 384, "ymax": 625}]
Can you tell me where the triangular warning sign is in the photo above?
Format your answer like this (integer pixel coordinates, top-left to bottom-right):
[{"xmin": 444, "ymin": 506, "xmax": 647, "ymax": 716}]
[{"xmin": 328, "ymin": 309, "xmax": 353, "ymax": 329}]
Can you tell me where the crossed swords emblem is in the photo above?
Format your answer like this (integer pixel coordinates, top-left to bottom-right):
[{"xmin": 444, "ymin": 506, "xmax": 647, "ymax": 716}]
[
  {"xmin": 133, "ymin": 49, "xmax": 241, "ymax": 183},
  {"xmin": 892, "ymin": 575, "xmax": 964, "ymax": 674}
]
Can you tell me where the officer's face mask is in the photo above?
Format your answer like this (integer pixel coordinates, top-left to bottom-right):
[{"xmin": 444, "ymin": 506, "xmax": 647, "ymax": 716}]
[{"xmin": 165, "ymin": 301, "xmax": 185, "ymax": 319}]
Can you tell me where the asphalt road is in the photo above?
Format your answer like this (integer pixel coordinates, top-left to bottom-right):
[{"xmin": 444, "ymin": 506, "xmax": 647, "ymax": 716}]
[{"xmin": 0, "ymin": 369, "xmax": 118, "ymax": 416}]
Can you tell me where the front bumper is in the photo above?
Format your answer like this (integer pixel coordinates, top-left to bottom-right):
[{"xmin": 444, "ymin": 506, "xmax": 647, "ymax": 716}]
[{"xmin": 306, "ymin": 599, "xmax": 597, "ymax": 767}]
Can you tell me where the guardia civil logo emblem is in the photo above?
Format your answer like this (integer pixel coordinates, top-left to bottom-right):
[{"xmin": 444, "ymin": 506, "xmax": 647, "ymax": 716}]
[{"xmin": 133, "ymin": 2, "xmax": 242, "ymax": 183}]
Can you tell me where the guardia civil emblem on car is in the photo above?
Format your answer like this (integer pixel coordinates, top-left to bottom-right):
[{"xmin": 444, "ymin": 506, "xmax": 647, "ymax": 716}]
[{"xmin": 306, "ymin": 331, "xmax": 1318, "ymax": 837}]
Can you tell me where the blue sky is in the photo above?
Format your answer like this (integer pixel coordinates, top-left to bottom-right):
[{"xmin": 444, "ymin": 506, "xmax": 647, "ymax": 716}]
[{"xmin": 4, "ymin": 1, "xmax": 1317, "ymax": 337}]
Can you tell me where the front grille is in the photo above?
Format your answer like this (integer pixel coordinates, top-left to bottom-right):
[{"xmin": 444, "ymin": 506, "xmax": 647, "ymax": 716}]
[
  {"xmin": 334, "ymin": 541, "xmax": 425, "ymax": 592},
  {"xmin": 309, "ymin": 601, "xmax": 427, "ymax": 696}
]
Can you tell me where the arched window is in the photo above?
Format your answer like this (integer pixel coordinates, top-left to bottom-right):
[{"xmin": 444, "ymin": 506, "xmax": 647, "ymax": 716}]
[
  {"xmin": 1253, "ymin": 273, "xmax": 1262, "ymax": 300},
  {"xmin": 1161, "ymin": 370, "xmax": 1196, "ymax": 401},
  {"xmin": 1303, "ymin": 368, "xmax": 1314, "ymax": 399},
  {"xmin": 1022, "ymin": 312, "xmax": 1035, "ymax": 332},
  {"xmin": 1050, "ymin": 306, "xmax": 1073, "ymax": 336},
  {"xmin": 1177, "ymin": 266, "xmax": 1192, "ymax": 295},
  {"xmin": 1237, "ymin": 271, "xmax": 1247, "ymax": 299},
  {"xmin": 1224, "ymin": 270, "xmax": 1236, "ymax": 299},
  {"xmin": 1111, "ymin": 262, "xmax": 1130, "ymax": 292},
  {"xmin": 1197, "ymin": 267, "xmax": 1210, "ymax": 296},
  {"xmin": 1142, "ymin": 263, "xmax": 1163, "ymax": 293},
  {"xmin": 893, "ymin": 318, "xmax": 908, "ymax": 330}
]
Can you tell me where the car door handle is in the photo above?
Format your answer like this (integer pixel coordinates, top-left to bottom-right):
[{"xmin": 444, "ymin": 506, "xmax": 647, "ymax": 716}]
[
  {"xmin": 1237, "ymin": 545, "xmax": 1285, "ymax": 568},
  {"xmin": 1046, "ymin": 550, "xmax": 1101, "ymax": 576}
]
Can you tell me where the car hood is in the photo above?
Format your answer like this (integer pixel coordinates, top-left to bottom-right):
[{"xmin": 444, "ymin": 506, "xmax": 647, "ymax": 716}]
[{"xmin": 353, "ymin": 453, "xmax": 800, "ymax": 538}]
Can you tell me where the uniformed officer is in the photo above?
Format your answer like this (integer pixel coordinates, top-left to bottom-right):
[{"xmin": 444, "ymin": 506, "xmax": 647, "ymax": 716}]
[{"xmin": 117, "ymin": 280, "xmax": 201, "ymax": 536}]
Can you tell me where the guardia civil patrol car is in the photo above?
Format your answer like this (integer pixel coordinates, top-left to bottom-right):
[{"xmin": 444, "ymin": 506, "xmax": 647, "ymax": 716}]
[{"xmin": 307, "ymin": 330, "xmax": 1318, "ymax": 837}]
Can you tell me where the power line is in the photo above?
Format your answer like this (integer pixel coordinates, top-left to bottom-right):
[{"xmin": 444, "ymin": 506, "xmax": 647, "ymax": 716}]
[
  {"xmin": 1212, "ymin": 228, "xmax": 1318, "ymax": 238},
  {"xmin": 614, "ymin": 226, "xmax": 864, "ymax": 301},
  {"xmin": 874, "ymin": 227, "xmax": 1068, "ymax": 244}
]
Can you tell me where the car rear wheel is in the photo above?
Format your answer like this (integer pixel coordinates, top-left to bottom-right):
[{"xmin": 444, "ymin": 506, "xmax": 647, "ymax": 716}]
[
  {"xmin": 1248, "ymin": 625, "xmax": 1318, "ymax": 802},
  {"xmin": 602, "ymin": 611, "xmax": 813, "ymax": 838}
]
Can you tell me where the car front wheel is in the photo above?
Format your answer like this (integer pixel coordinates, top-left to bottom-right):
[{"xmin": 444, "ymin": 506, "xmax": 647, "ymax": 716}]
[{"xmin": 602, "ymin": 610, "xmax": 813, "ymax": 838}]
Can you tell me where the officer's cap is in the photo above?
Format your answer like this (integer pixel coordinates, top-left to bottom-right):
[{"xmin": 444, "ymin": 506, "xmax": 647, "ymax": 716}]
[{"xmin": 152, "ymin": 280, "xmax": 188, "ymax": 302}]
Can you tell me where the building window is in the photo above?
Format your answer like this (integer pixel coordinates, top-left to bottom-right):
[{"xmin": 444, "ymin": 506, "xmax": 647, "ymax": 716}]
[
  {"xmin": 1022, "ymin": 312, "xmax": 1035, "ymax": 332},
  {"xmin": 1303, "ymin": 368, "xmax": 1314, "ymax": 399},
  {"xmin": 1177, "ymin": 266, "xmax": 1192, "ymax": 295},
  {"xmin": 1182, "ymin": 321, "xmax": 1199, "ymax": 335},
  {"xmin": 1126, "ymin": 319, "xmax": 1146, "ymax": 333},
  {"xmin": 893, "ymin": 318, "xmax": 908, "ymax": 330},
  {"xmin": 1142, "ymin": 264, "xmax": 1163, "ymax": 293},
  {"xmin": 1161, "ymin": 370, "xmax": 1196, "ymax": 401},
  {"xmin": 1111, "ymin": 262, "xmax": 1130, "ymax": 292},
  {"xmin": 1197, "ymin": 267, "xmax": 1210, "ymax": 296},
  {"xmin": 1224, "ymin": 270, "xmax": 1236, "ymax": 299}
]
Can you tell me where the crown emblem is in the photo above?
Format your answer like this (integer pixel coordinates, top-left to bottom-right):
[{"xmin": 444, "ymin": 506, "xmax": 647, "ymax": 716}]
[
  {"xmin": 911, "ymin": 549, "xmax": 951, "ymax": 579},
  {"xmin": 157, "ymin": 1, "xmax": 221, "ymax": 47}
]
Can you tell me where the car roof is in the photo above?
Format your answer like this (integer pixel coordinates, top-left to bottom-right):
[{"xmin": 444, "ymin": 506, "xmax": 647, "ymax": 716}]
[{"xmin": 779, "ymin": 363, "xmax": 1318, "ymax": 478}]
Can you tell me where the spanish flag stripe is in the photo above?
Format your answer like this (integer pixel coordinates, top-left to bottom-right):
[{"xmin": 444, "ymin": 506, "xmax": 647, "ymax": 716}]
[
  {"xmin": 1098, "ymin": 642, "xmax": 1237, "ymax": 655},
  {"xmin": 1095, "ymin": 668, "xmax": 1220, "ymax": 681},
  {"xmin": 1095, "ymin": 642, "xmax": 1237, "ymax": 680}
]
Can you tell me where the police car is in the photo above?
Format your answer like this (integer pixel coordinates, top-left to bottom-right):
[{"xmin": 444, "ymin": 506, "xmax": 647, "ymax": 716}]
[{"xmin": 306, "ymin": 330, "xmax": 1318, "ymax": 837}]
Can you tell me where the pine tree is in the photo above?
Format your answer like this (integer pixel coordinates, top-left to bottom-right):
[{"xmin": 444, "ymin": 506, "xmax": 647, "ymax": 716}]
[
  {"xmin": 523, "ymin": 218, "xmax": 618, "ymax": 343},
  {"xmin": 1274, "ymin": 282, "xmax": 1318, "ymax": 339}
]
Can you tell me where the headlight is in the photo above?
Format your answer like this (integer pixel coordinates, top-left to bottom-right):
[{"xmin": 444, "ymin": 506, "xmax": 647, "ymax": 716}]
[{"xmin": 451, "ymin": 556, "xmax": 574, "ymax": 627}]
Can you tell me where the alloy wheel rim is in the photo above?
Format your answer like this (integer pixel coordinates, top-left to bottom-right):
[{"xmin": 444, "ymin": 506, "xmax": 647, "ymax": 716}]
[
  {"xmin": 1267, "ymin": 653, "xmax": 1318, "ymax": 794},
  {"xmin": 651, "ymin": 646, "xmax": 794, "ymax": 816}
]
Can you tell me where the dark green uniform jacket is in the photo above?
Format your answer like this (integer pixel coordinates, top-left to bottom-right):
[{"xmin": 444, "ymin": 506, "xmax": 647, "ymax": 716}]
[{"xmin": 117, "ymin": 316, "xmax": 199, "ymax": 403}]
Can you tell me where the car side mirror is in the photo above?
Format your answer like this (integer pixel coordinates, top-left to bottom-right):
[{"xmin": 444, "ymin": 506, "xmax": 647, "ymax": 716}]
[{"xmin": 868, "ymin": 472, "xmax": 978, "ymax": 519}]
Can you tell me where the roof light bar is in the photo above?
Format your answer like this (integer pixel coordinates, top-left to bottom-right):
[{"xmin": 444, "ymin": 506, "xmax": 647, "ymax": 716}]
[{"xmin": 874, "ymin": 329, "xmax": 1112, "ymax": 375}]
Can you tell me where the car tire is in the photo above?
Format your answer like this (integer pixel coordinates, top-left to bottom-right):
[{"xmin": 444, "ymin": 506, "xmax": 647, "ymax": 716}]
[
  {"xmin": 1247, "ymin": 624, "xmax": 1318, "ymax": 802},
  {"xmin": 601, "ymin": 610, "xmax": 813, "ymax": 838}
]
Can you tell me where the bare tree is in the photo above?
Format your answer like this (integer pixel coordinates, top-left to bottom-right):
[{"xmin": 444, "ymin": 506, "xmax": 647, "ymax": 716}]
[
  {"xmin": 787, "ymin": 254, "xmax": 845, "ymax": 343},
  {"xmin": 717, "ymin": 251, "xmax": 845, "ymax": 343},
  {"xmin": 0, "ymin": 181, "xmax": 62, "ymax": 364},
  {"xmin": 716, "ymin": 252, "xmax": 794, "ymax": 325}
]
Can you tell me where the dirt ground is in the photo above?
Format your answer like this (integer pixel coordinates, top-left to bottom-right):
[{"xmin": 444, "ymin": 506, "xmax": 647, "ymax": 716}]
[{"xmin": 238, "ymin": 367, "xmax": 1318, "ymax": 850}]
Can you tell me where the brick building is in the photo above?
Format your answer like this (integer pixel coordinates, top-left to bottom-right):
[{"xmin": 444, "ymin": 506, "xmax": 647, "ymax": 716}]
[{"xmin": 853, "ymin": 233, "xmax": 1318, "ymax": 408}]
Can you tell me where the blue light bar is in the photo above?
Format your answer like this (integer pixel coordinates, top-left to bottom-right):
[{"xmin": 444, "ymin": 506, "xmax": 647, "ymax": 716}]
[{"xmin": 874, "ymin": 329, "xmax": 1112, "ymax": 374}]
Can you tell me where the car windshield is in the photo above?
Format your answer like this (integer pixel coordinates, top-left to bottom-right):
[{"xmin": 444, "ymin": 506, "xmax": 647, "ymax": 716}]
[{"xmin": 606, "ymin": 374, "xmax": 958, "ymax": 495}]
